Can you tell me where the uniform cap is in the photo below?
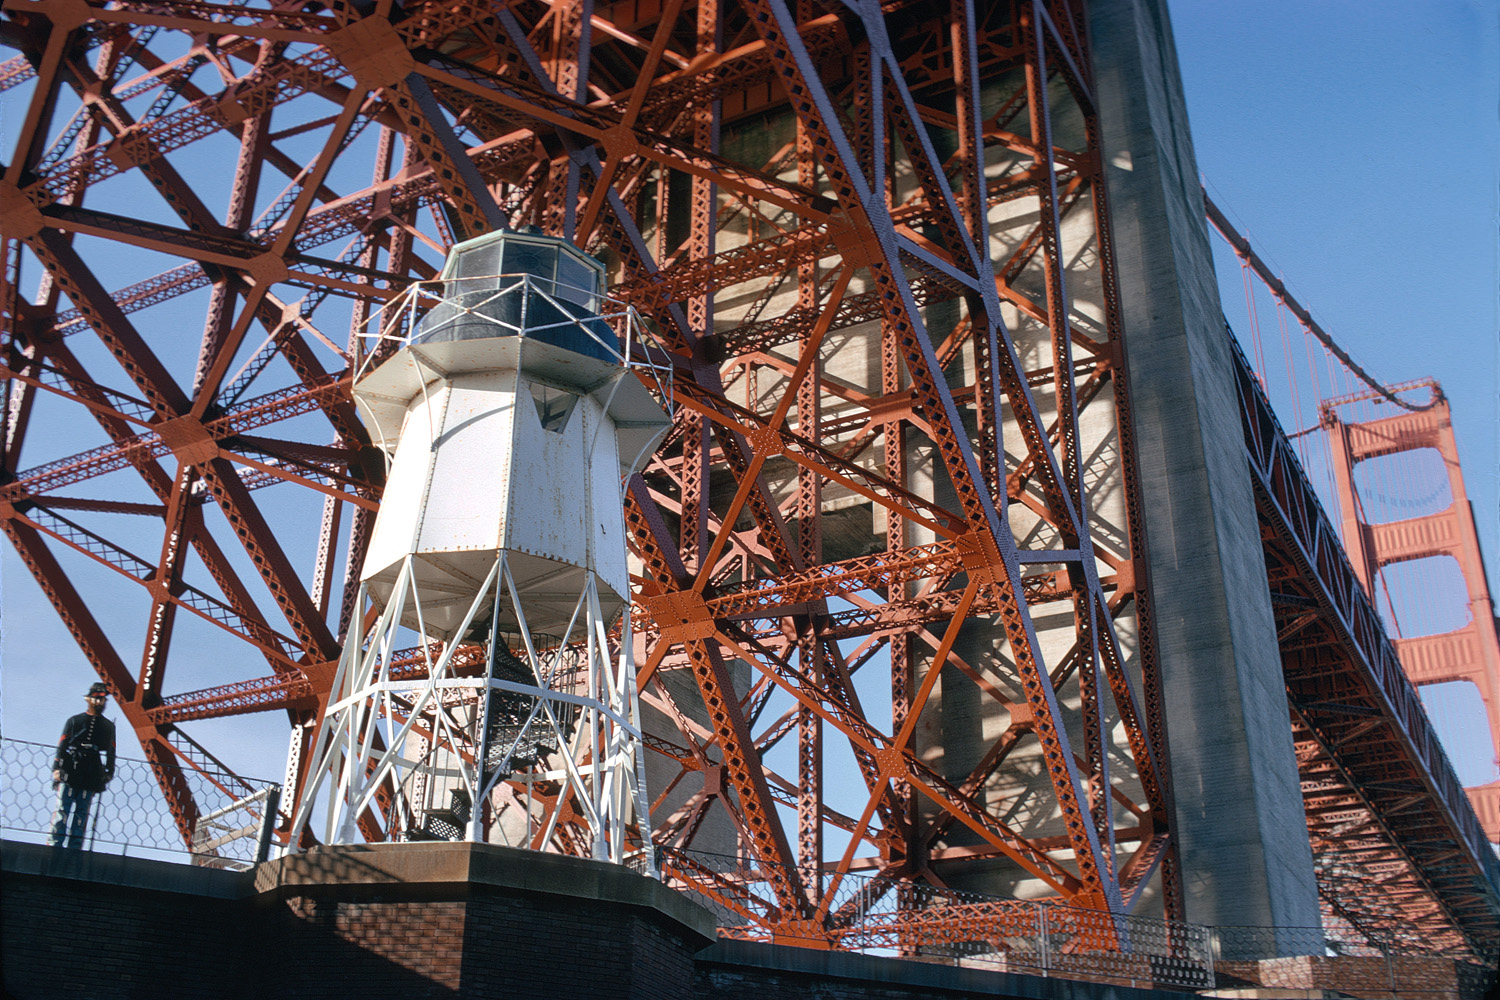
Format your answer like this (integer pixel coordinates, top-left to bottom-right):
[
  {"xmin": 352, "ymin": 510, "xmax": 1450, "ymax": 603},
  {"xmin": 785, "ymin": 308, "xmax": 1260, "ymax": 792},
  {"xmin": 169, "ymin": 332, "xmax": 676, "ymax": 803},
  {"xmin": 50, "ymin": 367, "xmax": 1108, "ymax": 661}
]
[{"xmin": 87, "ymin": 682, "xmax": 108, "ymax": 698}]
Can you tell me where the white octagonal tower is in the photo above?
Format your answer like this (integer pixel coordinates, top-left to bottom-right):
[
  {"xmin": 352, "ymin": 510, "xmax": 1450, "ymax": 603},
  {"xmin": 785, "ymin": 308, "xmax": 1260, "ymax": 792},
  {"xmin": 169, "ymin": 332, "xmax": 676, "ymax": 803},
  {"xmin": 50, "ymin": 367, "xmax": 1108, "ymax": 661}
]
[{"xmin": 287, "ymin": 230, "xmax": 671, "ymax": 867}]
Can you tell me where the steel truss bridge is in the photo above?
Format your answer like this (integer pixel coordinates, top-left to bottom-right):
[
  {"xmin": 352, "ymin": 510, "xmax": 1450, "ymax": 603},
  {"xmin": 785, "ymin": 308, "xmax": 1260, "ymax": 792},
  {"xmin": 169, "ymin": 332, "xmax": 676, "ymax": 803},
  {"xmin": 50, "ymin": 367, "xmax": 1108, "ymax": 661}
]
[{"xmin": 2, "ymin": 0, "xmax": 1496, "ymax": 966}]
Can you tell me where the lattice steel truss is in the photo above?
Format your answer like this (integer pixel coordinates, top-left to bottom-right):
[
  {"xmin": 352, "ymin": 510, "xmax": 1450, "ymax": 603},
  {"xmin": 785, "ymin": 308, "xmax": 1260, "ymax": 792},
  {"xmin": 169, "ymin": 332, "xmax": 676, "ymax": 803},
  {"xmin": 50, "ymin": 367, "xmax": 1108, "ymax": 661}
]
[{"xmin": 2, "ymin": 0, "xmax": 1180, "ymax": 937}]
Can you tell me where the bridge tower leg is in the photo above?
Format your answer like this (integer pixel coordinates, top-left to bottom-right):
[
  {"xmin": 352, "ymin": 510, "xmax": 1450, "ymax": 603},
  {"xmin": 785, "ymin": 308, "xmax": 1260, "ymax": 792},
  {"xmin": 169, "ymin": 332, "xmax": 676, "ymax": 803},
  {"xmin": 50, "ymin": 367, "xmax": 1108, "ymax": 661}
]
[
  {"xmin": 1087, "ymin": 0, "xmax": 1323, "ymax": 943},
  {"xmin": 1324, "ymin": 393, "xmax": 1500, "ymax": 841}
]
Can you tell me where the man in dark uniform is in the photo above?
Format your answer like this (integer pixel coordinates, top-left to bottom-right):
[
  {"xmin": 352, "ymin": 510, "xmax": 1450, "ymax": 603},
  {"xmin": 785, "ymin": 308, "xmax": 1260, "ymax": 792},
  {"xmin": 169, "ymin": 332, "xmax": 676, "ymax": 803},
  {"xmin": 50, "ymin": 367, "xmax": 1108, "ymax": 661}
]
[{"xmin": 49, "ymin": 682, "xmax": 116, "ymax": 849}]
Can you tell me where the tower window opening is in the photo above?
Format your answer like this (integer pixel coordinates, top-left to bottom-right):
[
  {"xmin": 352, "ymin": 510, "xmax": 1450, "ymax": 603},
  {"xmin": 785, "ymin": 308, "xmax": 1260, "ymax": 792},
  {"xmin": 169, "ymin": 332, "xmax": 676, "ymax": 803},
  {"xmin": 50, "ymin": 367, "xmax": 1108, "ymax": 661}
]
[{"xmin": 530, "ymin": 382, "xmax": 578, "ymax": 433}]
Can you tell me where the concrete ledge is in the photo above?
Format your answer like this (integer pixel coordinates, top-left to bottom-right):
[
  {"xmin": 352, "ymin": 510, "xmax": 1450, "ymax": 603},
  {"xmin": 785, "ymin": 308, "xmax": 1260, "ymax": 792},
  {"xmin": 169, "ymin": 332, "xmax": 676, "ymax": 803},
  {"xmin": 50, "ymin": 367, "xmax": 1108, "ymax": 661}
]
[
  {"xmin": 3, "ymin": 838, "xmax": 716, "ymax": 944},
  {"xmin": 1, "ymin": 839, "xmax": 252, "ymax": 899},
  {"xmin": 698, "ymin": 939, "xmax": 1187, "ymax": 1000},
  {"xmin": 253, "ymin": 840, "xmax": 719, "ymax": 944}
]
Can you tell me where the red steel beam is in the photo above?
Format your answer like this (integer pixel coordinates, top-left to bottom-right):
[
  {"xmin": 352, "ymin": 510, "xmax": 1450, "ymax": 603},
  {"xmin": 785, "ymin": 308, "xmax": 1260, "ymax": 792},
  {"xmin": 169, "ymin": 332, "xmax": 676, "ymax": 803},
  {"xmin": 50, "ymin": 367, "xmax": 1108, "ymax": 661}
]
[{"xmin": 2, "ymin": 0, "xmax": 1184, "ymax": 946}]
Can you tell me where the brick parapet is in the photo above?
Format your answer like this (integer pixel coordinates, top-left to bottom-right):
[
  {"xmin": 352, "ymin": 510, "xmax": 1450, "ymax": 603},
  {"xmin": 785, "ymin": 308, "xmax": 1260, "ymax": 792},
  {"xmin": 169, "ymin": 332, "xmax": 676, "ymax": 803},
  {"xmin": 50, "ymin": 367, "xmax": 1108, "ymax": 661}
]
[{"xmin": 1, "ymin": 840, "xmax": 1191, "ymax": 1000}]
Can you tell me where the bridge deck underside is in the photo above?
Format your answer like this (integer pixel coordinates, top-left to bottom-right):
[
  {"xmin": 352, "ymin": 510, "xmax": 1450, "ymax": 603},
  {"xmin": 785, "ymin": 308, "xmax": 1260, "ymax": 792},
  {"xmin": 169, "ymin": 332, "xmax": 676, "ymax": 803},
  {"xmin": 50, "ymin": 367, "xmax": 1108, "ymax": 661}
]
[{"xmin": 1235, "ymin": 338, "xmax": 1499, "ymax": 953}]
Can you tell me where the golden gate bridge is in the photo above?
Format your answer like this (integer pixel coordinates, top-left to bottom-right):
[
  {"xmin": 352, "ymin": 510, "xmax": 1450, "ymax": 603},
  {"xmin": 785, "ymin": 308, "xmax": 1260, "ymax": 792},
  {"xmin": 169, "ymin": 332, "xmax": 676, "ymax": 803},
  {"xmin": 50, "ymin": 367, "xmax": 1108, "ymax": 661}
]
[{"xmin": 1, "ymin": 0, "xmax": 1496, "ymax": 985}]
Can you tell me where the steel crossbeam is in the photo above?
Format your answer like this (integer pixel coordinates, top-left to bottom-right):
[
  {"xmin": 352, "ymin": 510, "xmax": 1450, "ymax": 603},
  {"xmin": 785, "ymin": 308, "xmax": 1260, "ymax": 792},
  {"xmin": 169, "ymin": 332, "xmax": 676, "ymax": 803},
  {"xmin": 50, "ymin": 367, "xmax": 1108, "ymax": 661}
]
[{"xmin": 3, "ymin": 0, "xmax": 1183, "ymax": 949}]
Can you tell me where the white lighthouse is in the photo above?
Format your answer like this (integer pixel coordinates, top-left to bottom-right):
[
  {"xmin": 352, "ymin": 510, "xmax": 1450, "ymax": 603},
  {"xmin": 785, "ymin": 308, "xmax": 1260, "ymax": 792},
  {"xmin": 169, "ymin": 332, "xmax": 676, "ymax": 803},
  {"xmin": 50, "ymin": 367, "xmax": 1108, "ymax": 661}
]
[{"xmin": 287, "ymin": 229, "xmax": 671, "ymax": 867}]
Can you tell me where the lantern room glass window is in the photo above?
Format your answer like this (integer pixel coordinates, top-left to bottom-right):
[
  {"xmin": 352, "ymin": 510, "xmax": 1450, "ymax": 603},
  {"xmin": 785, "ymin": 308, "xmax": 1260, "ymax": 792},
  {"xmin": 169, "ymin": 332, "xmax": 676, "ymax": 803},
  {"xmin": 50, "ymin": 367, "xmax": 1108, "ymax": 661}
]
[{"xmin": 443, "ymin": 231, "xmax": 603, "ymax": 312}]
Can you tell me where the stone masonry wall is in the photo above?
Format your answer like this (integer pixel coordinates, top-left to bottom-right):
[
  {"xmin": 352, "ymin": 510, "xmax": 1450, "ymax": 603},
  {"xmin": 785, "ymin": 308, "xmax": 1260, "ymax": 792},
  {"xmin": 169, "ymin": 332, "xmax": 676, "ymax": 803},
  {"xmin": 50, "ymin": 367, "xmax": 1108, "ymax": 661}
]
[{"xmin": 2, "ymin": 841, "xmax": 1188, "ymax": 1000}]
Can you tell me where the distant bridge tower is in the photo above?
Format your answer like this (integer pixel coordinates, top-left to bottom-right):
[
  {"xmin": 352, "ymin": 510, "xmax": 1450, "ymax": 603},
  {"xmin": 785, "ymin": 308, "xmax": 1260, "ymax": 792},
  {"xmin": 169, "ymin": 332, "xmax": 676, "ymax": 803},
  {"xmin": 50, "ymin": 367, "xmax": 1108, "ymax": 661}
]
[
  {"xmin": 287, "ymin": 230, "xmax": 672, "ymax": 863},
  {"xmin": 1323, "ymin": 384, "xmax": 1500, "ymax": 840}
]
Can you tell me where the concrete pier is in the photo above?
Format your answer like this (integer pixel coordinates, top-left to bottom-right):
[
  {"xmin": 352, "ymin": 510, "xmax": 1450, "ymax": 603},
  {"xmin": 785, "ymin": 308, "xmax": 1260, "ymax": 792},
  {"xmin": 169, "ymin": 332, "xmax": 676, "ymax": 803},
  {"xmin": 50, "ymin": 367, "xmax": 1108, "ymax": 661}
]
[{"xmin": 1087, "ymin": 0, "xmax": 1323, "ymax": 937}]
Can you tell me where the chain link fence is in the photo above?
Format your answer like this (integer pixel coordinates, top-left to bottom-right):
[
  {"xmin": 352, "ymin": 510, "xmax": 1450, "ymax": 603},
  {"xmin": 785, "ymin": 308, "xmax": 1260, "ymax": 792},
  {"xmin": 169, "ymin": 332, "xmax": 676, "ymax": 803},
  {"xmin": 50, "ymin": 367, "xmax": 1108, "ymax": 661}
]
[
  {"xmin": 660, "ymin": 847, "xmax": 1214, "ymax": 991},
  {"xmin": 1, "ymin": 738, "xmax": 279, "ymax": 869},
  {"xmin": 3, "ymin": 738, "xmax": 1494, "ymax": 995},
  {"xmin": 660, "ymin": 848, "xmax": 1499, "ymax": 997}
]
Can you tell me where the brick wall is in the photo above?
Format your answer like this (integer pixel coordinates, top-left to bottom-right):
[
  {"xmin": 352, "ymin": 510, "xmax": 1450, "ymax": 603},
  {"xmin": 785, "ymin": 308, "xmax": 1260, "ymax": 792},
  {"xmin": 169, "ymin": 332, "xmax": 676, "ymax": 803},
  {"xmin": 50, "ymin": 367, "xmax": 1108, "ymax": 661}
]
[
  {"xmin": 4, "ymin": 865, "xmax": 251, "ymax": 1000},
  {"xmin": 268, "ymin": 894, "xmax": 468, "ymax": 998},
  {"xmin": 0, "ymin": 842, "xmax": 1197, "ymax": 1000}
]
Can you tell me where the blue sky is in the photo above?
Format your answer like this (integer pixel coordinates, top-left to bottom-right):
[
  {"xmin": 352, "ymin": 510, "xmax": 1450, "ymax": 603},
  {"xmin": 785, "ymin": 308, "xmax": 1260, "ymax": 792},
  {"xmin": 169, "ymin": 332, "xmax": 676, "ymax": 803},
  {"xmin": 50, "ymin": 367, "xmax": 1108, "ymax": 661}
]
[{"xmin": 1169, "ymin": 0, "xmax": 1500, "ymax": 784}]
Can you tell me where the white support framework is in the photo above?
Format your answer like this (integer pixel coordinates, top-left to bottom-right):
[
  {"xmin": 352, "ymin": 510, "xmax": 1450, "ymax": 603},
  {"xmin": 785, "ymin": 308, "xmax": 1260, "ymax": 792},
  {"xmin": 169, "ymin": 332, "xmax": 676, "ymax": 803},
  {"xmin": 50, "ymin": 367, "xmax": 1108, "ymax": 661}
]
[{"xmin": 289, "ymin": 552, "xmax": 654, "ymax": 868}]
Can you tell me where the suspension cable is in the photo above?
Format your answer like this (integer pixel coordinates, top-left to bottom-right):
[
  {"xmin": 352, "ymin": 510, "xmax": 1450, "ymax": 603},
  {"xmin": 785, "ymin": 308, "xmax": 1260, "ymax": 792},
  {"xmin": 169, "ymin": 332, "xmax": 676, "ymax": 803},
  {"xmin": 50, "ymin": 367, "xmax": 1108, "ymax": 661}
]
[{"xmin": 1203, "ymin": 191, "xmax": 1436, "ymax": 413}]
